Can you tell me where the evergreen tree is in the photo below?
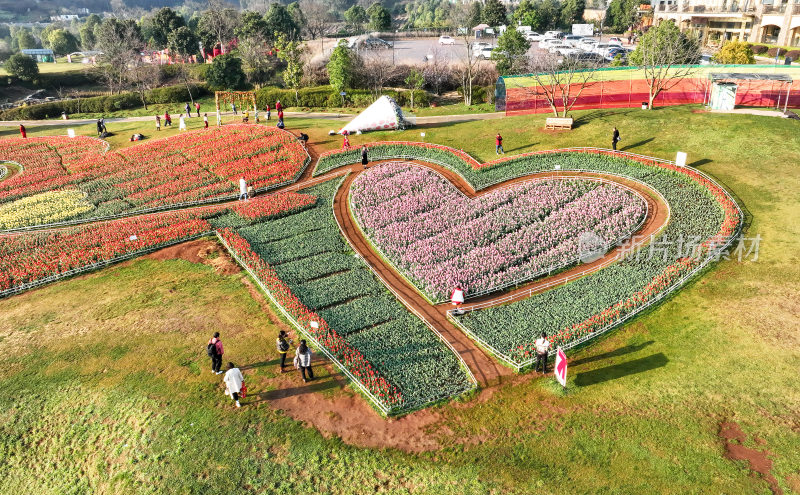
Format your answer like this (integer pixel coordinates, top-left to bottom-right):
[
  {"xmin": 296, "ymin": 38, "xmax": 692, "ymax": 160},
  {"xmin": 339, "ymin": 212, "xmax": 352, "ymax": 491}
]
[{"xmin": 482, "ymin": 0, "xmax": 507, "ymax": 27}]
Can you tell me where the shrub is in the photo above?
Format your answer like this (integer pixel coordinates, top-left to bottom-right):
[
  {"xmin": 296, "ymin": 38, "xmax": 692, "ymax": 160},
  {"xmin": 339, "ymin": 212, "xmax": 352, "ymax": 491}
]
[
  {"xmin": 751, "ymin": 45, "xmax": 768, "ymax": 54},
  {"xmin": 712, "ymin": 41, "xmax": 755, "ymax": 64},
  {"xmin": 785, "ymin": 50, "xmax": 800, "ymax": 62},
  {"xmin": 4, "ymin": 53, "xmax": 39, "ymax": 81}
]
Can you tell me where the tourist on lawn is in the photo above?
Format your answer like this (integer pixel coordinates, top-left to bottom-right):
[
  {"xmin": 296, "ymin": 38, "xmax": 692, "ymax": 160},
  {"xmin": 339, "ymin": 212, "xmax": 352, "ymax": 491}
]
[
  {"xmin": 277, "ymin": 108, "xmax": 284, "ymax": 121},
  {"xmin": 276, "ymin": 330, "xmax": 292, "ymax": 373},
  {"xmin": 612, "ymin": 127, "xmax": 621, "ymax": 151},
  {"xmin": 179, "ymin": 114, "xmax": 187, "ymax": 131},
  {"xmin": 231, "ymin": 102, "xmax": 237, "ymax": 115},
  {"xmin": 495, "ymin": 133, "xmax": 504, "ymax": 154},
  {"xmin": 195, "ymin": 102, "xmax": 201, "ymax": 117},
  {"xmin": 208, "ymin": 332, "xmax": 224, "ymax": 374},
  {"xmin": 223, "ymin": 362, "xmax": 244, "ymax": 408},
  {"xmin": 19, "ymin": 124, "xmax": 26, "ymax": 138},
  {"xmin": 96, "ymin": 119, "xmax": 103, "ymax": 137},
  {"xmin": 184, "ymin": 102, "xmax": 191, "ymax": 117},
  {"xmin": 216, "ymin": 110, "xmax": 221, "ymax": 127},
  {"xmin": 100, "ymin": 117, "xmax": 107, "ymax": 134},
  {"xmin": 342, "ymin": 132, "xmax": 350, "ymax": 149},
  {"xmin": 203, "ymin": 113, "xmax": 209, "ymax": 129},
  {"xmin": 298, "ymin": 132, "xmax": 309, "ymax": 148},
  {"xmin": 243, "ymin": 110, "xmax": 249, "ymax": 123},
  {"xmin": 155, "ymin": 115, "xmax": 161, "ymax": 131},
  {"xmin": 361, "ymin": 145, "xmax": 369, "ymax": 166},
  {"xmin": 294, "ymin": 340, "xmax": 314, "ymax": 382},
  {"xmin": 265, "ymin": 103, "xmax": 271, "ymax": 121},
  {"xmin": 275, "ymin": 100, "xmax": 282, "ymax": 112},
  {"xmin": 164, "ymin": 111, "xmax": 172, "ymax": 127},
  {"xmin": 239, "ymin": 177, "xmax": 248, "ymax": 201},
  {"xmin": 535, "ymin": 332, "xmax": 551, "ymax": 374},
  {"xmin": 276, "ymin": 118, "xmax": 285, "ymax": 129}
]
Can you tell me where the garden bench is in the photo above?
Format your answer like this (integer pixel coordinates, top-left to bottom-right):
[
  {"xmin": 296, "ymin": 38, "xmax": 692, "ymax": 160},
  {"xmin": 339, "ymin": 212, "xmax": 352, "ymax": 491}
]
[{"xmin": 544, "ymin": 117, "xmax": 574, "ymax": 130}]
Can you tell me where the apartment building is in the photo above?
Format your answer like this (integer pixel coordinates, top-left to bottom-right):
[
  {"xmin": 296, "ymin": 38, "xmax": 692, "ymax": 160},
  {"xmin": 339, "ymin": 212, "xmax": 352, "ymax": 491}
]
[{"xmin": 653, "ymin": 0, "xmax": 800, "ymax": 47}]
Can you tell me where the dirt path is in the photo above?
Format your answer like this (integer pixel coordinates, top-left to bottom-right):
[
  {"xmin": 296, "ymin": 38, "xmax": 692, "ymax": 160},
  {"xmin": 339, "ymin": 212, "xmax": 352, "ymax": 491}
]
[
  {"xmin": 332, "ymin": 160, "xmax": 668, "ymax": 383},
  {"xmin": 719, "ymin": 420, "xmax": 782, "ymax": 495}
]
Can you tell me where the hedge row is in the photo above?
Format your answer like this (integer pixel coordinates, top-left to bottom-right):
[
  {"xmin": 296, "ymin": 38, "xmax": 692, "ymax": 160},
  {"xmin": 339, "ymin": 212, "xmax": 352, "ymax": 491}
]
[
  {"xmin": 0, "ymin": 84, "xmax": 209, "ymax": 120},
  {"xmin": 254, "ymin": 85, "xmax": 430, "ymax": 109}
]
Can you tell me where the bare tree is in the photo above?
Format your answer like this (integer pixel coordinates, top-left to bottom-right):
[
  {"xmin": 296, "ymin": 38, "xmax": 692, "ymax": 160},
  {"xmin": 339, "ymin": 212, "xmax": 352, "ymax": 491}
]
[
  {"xmin": 198, "ymin": 0, "xmax": 241, "ymax": 55},
  {"xmin": 301, "ymin": 0, "xmax": 333, "ymax": 42},
  {"xmin": 629, "ymin": 20, "xmax": 700, "ymax": 109},
  {"xmin": 129, "ymin": 60, "xmax": 162, "ymax": 110},
  {"xmin": 94, "ymin": 19, "xmax": 142, "ymax": 95},
  {"xmin": 529, "ymin": 52, "xmax": 602, "ymax": 117},
  {"xmin": 361, "ymin": 51, "xmax": 397, "ymax": 99},
  {"xmin": 238, "ymin": 33, "xmax": 274, "ymax": 89},
  {"xmin": 423, "ymin": 47, "xmax": 453, "ymax": 97},
  {"xmin": 448, "ymin": 8, "xmax": 480, "ymax": 105}
]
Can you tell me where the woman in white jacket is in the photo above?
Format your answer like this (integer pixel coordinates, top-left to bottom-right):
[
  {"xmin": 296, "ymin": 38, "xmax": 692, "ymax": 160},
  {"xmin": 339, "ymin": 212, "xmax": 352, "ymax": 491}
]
[
  {"xmin": 294, "ymin": 340, "xmax": 314, "ymax": 382},
  {"xmin": 223, "ymin": 362, "xmax": 244, "ymax": 408}
]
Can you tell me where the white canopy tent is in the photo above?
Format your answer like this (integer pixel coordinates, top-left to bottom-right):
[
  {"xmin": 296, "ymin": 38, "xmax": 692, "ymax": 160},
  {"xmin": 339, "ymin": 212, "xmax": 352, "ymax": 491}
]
[{"xmin": 338, "ymin": 96, "xmax": 411, "ymax": 134}]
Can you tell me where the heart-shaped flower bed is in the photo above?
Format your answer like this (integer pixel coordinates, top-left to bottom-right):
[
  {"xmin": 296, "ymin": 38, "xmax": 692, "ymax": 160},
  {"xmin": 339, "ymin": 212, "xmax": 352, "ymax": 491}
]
[{"xmin": 350, "ymin": 162, "xmax": 647, "ymax": 302}]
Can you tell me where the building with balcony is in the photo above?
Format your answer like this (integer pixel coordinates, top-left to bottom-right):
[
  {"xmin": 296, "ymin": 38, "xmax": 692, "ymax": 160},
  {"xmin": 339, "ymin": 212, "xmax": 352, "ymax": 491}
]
[{"xmin": 653, "ymin": 0, "xmax": 800, "ymax": 47}]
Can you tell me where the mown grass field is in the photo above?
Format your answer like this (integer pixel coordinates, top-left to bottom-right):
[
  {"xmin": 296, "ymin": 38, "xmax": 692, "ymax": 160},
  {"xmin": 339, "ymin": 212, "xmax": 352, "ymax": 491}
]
[{"xmin": 0, "ymin": 106, "xmax": 799, "ymax": 493}]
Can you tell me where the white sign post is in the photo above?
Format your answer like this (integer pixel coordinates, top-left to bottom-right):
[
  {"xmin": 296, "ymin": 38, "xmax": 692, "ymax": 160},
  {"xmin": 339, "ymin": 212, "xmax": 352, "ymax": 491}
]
[
  {"xmin": 67, "ymin": 128, "xmax": 76, "ymax": 138},
  {"xmin": 676, "ymin": 151, "xmax": 687, "ymax": 167},
  {"xmin": 555, "ymin": 347, "xmax": 567, "ymax": 387}
]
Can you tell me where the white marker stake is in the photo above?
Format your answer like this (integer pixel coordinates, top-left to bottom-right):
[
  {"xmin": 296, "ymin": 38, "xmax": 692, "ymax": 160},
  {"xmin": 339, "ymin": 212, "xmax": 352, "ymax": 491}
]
[
  {"xmin": 67, "ymin": 129, "xmax": 75, "ymax": 138},
  {"xmin": 676, "ymin": 151, "xmax": 687, "ymax": 167}
]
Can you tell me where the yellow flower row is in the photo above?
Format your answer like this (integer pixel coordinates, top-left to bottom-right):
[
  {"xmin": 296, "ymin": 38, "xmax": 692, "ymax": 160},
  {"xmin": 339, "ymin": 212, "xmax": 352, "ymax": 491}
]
[{"xmin": 0, "ymin": 190, "xmax": 95, "ymax": 230}]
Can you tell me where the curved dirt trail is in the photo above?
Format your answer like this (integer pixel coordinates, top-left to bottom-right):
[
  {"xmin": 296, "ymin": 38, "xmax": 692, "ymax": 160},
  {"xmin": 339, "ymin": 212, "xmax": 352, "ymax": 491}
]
[{"xmin": 330, "ymin": 159, "xmax": 669, "ymax": 383}]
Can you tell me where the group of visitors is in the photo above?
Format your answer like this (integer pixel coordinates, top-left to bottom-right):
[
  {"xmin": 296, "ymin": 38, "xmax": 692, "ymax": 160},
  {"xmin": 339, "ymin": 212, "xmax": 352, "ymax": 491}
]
[
  {"xmin": 154, "ymin": 100, "xmax": 285, "ymax": 131},
  {"xmin": 206, "ymin": 330, "xmax": 315, "ymax": 409}
]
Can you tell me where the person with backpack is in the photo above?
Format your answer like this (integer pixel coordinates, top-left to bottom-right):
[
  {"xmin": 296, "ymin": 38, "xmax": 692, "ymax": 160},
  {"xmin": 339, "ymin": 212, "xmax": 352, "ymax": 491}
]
[
  {"xmin": 276, "ymin": 330, "xmax": 292, "ymax": 373},
  {"xmin": 294, "ymin": 340, "xmax": 314, "ymax": 382},
  {"xmin": 534, "ymin": 332, "xmax": 551, "ymax": 374},
  {"xmin": 223, "ymin": 362, "xmax": 244, "ymax": 408},
  {"xmin": 207, "ymin": 332, "xmax": 224, "ymax": 374}
]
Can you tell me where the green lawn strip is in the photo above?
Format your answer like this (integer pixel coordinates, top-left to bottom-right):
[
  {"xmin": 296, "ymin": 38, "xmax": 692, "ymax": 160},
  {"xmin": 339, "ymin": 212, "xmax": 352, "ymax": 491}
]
[{"xmin": 233, "ymin": 177, "xmax": 473, "ymax": 409}]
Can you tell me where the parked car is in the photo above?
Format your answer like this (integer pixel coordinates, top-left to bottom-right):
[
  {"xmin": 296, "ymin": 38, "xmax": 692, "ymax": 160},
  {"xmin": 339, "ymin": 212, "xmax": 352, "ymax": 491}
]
[
  {"xmin": 593, "ymin": 43, "xmax": 613, "ymax": 56},
  {"xmin": 525, "ymin": 32, "xmax": 544, "ymax": 42},
  {"xmin": 548, "ymin": 43, "xmax": 573, "ymax": 54},
  {"xmin": 604, "ymin": 47, "xmax": 629, "ymax": 62},
  {"xmin": 364, "ymin": 38, "xmax": 393, "ymax": 49},
  {"xmin": 564, "ymin": 51, "xmax": 607, "ymax": 65},
  {"xmin": 579, "ymin": 38, "xmax": 599, "ymax": 50},
  {"xmin": 475, "ymin": 47, "xmax": 494, "ymax": 59},
  {"xmin": 438, "ymin": 35, "xmax": 455, "ymax": 45},
  {"xmin": 471, "ymin": 41, "xmax": 492, "ymax": 52},
  {"xmin": 563, "ymin": 35, "xmax": 585, "ymax": 47},
  {"xmin": 544, "ymin": 30, "xmax": 563, "ymax": 39},
  {"xmin": 608, "ymin": 37, "xmax": 623, "ymax": 46},
  {"xmin": 540, "ymin": 38, "xmax": 561, "ymax": 49}
]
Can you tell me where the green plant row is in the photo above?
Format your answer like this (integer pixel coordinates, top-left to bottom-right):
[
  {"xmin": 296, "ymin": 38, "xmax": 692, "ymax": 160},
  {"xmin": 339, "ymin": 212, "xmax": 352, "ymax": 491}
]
[
  {"xmin": 235, "ymin": 178, "xmax": 473, "ymax": 407},
  {"xmin": 254, "ymin": 85, "xmax": 430, "ymax": 110}
]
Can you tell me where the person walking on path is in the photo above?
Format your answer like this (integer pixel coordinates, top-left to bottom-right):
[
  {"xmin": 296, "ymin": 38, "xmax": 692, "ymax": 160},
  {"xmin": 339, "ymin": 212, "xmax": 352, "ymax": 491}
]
[
  {"xmin": 495, "ymin": 133, "xmax": 504, "ymax": 154},
  {"xmin": 195, "ymin": 102, "xmax": 201, "ymax": 117},
  {"xmin": 265, "ymin": 103, "xmax": 271, "ymax": 121},
  {"xmin": 275, "ymin": 100, "xmax": 282, "ymax": 112},
  {"xmin": 208, "ymin": 332, "xmax": 224, "ymax": 374},
  {"xmin": 203, "ymin": 113, "xmax": 209, "ymax": 129},
  {"xmin": 534, "ymin": 332, "xmax": 551, "ymax": 374},
  {"xmin": 179, "ymin": 114, "xmax": 187, "ymax": 131},
  {"xmin": 361, "ymin": 145, "xmax": 369, "ymax": 166},
  {"xmin": 155, "ymin": 115, "xmax": 161, "ymax": 131},
  {"xmin": 294, "ymin": 340, "xmax": 314, "ymax": 382},
  {"xmin": 19, "ymin": 124, "xmax": 26, "ymax": 138},
  {"xmin": 164, "ymin": 111, "xmax": 172, "ymax": 127},
  {"xmin": 612, "ymin": 127, "xmax": 621, "ymax": 151},
  {"xmin": 223, "ymin": 362, "xmax": 244, "ymax": 408},
  {"xmin": 216, "ymin": 110, "xmax": 221, "ymax": 127},
  {"xmin": 231, "ymin": 102, "xmax": 237, "ymax": 115},
  {"xmin": 239, "ymin": 177, "xmax": 248, "ymax": 201},
  {"xmin": 184, "ymin": 102, "xmax": 191, "ymax": 117},
  {"xmin": 276, "ymin": 330, "xmax": 292, "ymax": 373}
]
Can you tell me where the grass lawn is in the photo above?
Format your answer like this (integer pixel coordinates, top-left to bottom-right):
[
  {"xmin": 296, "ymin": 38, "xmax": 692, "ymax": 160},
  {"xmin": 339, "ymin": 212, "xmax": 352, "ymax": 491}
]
[
  {"xmin": 0, "ymin": 105, "xmax": 799, "ymax": 492},
  {"xmin": 0, "ymin": 60, "xmax": 89, "ymax": 77}
]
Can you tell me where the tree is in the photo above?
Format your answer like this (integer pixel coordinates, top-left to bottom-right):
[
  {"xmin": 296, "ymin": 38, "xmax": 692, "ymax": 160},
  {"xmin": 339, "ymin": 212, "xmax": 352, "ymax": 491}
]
[
  {"xmin": 198, "ymin": 0, "xmax": 240, "ymax": 55},
  {"xmin": 236, "ymin": 11, "xmax": 268, "ymax": 39},
  {"xmin": 274, "ymin": 33, "xmax": 306, "ymax": 105},
  {"xmin": 466, "ymin": 2, "xmax": 483, "ymax": 29},
  {"xmin": 168, "ymin": 26, "xmax": 199, "ymax": 61},
  {"xmin": 146, "ymin": 7, "xmax": 185, "ymax": 49},
  {"xmin": 530, "ymin": 52, "xmax": 601, "ymax": 116},
  {"xmin": 404, "ymin": 68, "xmax": 425, "ymax": 108},
  {"xmin": 605, "ymin": 0, "xmax": 639, "ymax": 33},
  {"xmin": 327, "ymin": 39, "xmax": 353, "ymax": 94},
  {"xmin": 47, "ymin": 29, "xmax": 80, "ymax": 56},
  {"xmin": 713, "ymin": 41, "xmax": 755, "ymax": 64},
  {"xmin": 300, "ymin": 0, "xmax": 333, "ymax": 40},
  {"xmin": 287, "ymin": 2, "xmax": 307, "ymax": 34},
  {"xmin": 362, "ymin": 51, "xmax": 395, "ymax": 99},
  {"xmin": 129, "ymin": 60, "xmax": 162, "ymax": 110},
  {"xmin": 513, "ymin": 0, "xmax": 544, "ymax": 32},
  {"xmin": 482, "ymin": 0, "xmax": 507, "ymax": 27},
  {"xmin": 449, "ymin": 5, "xmax": 481, "ymax": 105},
  {"xmin": 4, "ymin": 53, "xmax": 39, "ymax": 81},
  {"xmin": 493, "ymin": 28, "xmax": 530, "ymax": 75},
  {"xmin": 265, "ymin": 3, "xmax": 300, "ymax": 41},
  {"xmin": 237, "ymin": 34, "xmax": 274, "ymax": 88},
  {"xmin": 16, "ymin": 30, "xmax": 38, "ymax": 50},
  {"xmin": 560, "ymin": 0, "xmax": 586, "ymax": 28},
  {"xmin": 539, "ymin": 0, "xmax": 562, "ymax": 30},
  {"xmin": 94, "ymin": 18, "xmax": 143, "ymax": 94},
  {"xmin": 423, "ymin": 47, "xmax": 452, "ymax": 96},
  {"xmin": 629, "ymin": 20, "xmax": 700, "ymax": 109},
  {"xmin": 206, "ymin": 54, "xmax": 246, "ymax": 90},
  {"xmin": 344, "ymin": 5, "xmax": 368, "ymax": 32},
  {"xmin": 366, "ymin": 3, "xmax": 392, "ymax": 31}
]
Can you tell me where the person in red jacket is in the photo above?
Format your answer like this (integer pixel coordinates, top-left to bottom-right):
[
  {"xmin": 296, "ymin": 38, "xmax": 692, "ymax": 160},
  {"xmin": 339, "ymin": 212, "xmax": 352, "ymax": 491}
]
[
  {"xmin": 275, "ymin": 100, "xmax": 282, "ymax": 112},
  {"xmin": 208, "ymin": 332, "xmax": 224, "ymax": 374},
  {"xmin": 19, "ymin": 124, "xmax": 26, "ymax": 138},
  {"xmin": 495, "ymin": 133, "xmax": 504, "ymax": 154},
  {"xmin": 265, "ymin": 103, "xmax": 271, "ymax": 121}
]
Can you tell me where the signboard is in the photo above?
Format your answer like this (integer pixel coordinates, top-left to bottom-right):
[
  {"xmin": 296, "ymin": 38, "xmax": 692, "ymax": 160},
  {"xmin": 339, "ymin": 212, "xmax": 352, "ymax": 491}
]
[
  {"xmin": 555, "ymin": 347, "xmax": 567, "ymax": 387},
  {"xmin": 67, "ymin": 128, "xmax": 75, "ymax": 138},
  {"xmin": 572, "ymin": 24, "xmax": 594, "ymax": 36},
  {"xmin": 676, "ymin": 151, "xmax": 687, "ymax": 167}
]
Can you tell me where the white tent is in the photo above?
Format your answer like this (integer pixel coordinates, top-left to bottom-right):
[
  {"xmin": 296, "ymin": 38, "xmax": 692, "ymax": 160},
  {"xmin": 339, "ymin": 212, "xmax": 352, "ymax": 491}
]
[{"xmin": 338, "ymin": 96, "xmax": 410, "ymax": 134}]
